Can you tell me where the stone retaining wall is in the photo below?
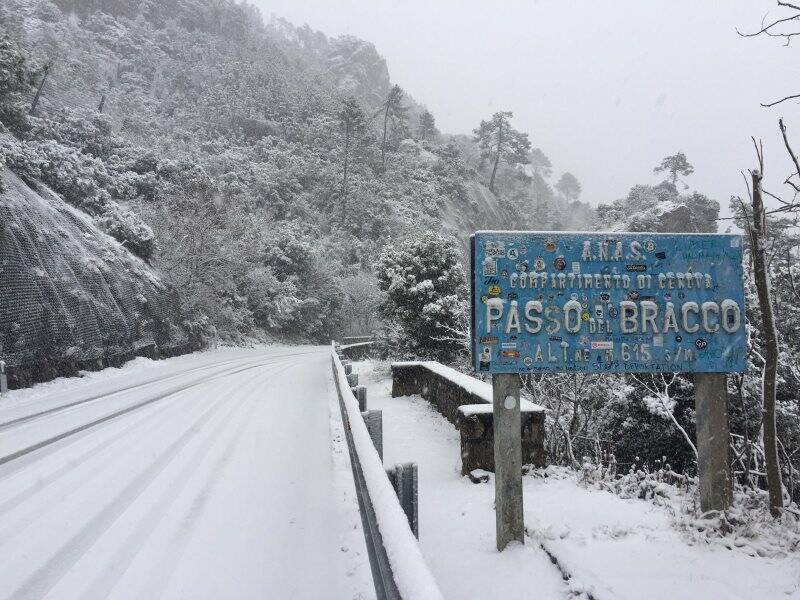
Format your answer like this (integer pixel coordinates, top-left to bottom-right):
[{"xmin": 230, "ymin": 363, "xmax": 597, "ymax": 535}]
[
  {"xmin": 391, "ymin": 361, "xmax": 546, "ymax": 475},
  {"xmin": 341, "ymin": 342, "xmax": 374, "ymax": 361}
]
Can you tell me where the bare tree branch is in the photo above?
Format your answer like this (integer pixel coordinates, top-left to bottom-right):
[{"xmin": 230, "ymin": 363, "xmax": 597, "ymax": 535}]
[
  {"xmin": 779, "ymin": 117, "xmax": 800, "ymax": 182},
  {"xmin": 737, "ymin": 10, "xmax": 800, "ymax": 38},
  {"xmin": 761, "ymin": 93, "xmax": 800, "ymax": 108},
  {"xmin": 741, "ymin": 171, "xmax": 753, "ymax": 203},
  {"xmin": 752, "ymin": 136, "xmax": 765, "ymax": 174}
]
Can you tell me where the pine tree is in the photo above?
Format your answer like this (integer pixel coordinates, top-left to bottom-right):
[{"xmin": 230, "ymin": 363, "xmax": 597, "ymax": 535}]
[
  {"xmin": 654, "ymin": 152, "xmax": 694, "ymax": 187},
  {"xmin": 338, "ymin": 96, "xmax": 368, "ymax": 223},
  {"xmin": 555, "ymin": 172, "xmax": 581, "ymax": 202},
  {"xmin": 379, "ymin": 84, "xmax": 407, "ymax": 170},
  {"xmin": 529, "ymin": 148, "xmax": 552, "ymax": 178},
  {"xmin": 416, "ymin": 108, "xmax": 438, "ymax": 141},
  {"xmin": 473, "ymin": 111, "xmax": 531, "ymax": 193}
]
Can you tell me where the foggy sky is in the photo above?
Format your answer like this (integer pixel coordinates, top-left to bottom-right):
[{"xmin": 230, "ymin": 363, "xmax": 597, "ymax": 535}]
[{"xmin": 255, "ymin": 0, "xmax": 800, "ymax": 221}]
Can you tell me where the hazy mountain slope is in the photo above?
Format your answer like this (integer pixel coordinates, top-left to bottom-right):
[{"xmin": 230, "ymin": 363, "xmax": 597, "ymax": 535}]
[
  {"xmin": 264, "ymin": 17, "xmax": 427, "ymax": 127},
  {"xmin": 0, "ymin": 0, "xmax": 578, "ymax": 357},
  {"xmin": 441, "ymin": 181, "xmax": 510, "ymax": 241}
]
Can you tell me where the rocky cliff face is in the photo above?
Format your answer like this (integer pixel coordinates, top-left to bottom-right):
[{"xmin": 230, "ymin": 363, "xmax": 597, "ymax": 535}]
[
  {"xmin": 266, "ymin": 17, "xmax": 420, "ymax": 116},
  {"xmin": 326, "ymin": 35, "xmax": 391, "ymax": 107},
  {"xmin": 0, "ymin": 169, "xmax": 202, "ymax": 387}
]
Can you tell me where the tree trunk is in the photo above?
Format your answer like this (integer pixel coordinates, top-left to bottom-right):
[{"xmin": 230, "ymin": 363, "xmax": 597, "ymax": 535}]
[
  {"xmin": 489, "ymin": 120, "xmax": 503, "ymax": 193},
  {"xmin": 29, "ymin": 63, "xmax": 50, "ymax": 115},
  {"xmin": 735, "ymin": 375, "xmax": 753, "ymax": 486},
  {"xmin": 341, "ymin": 123, "xmax": 350, "ymax": 223},
  {"xmin": 751, "ymin": 168, "xmax": 784, "ymax": 517},
  {"xmin": 381, "ymin": 102, "xmax": 390, "ymax": 171},
  {"xmin": 568, "ymin": 375, "xmax": 580, "ymax": 436}
]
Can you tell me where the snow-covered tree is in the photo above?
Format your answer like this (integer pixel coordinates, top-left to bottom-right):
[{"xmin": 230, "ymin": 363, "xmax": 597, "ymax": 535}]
[
  {"xmin": 555, "ymin": 171, "xmax": 581, "ymax": 202},
  {"xmin": 0, "ymin": 35, "xmax": 39, "ymax": 135},
  {"xmin": 416, "ymin": 108, "xmax": 438, "ymax": 141},
  {"xmin": 379, "ymin": 84, "xmax": 408, "ymax": 170},
  {"xmin": 596, "ymin": 182, "xmax": 718, "ymax": 233},
  {"xmin": 473, "ymin": 110, "xmax": 531, "ymax": 192},
  {"xmin": 654, "ymin": 152, "xmax": 694, "ymax": 187},
  {"xmin": 337, "ymin": 96, "xmax": 368, "ymax": 222},
  {"xmin": 528, "ymin": 147, "xmax": 552, "ymax": 178},
  {"xmin": 375, "ymin": 233, "xmax": 468, "ymax": 362}
]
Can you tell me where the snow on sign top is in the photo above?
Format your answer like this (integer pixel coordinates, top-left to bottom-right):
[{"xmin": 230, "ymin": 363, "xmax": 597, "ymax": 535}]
[{"xmin": 470, "ymin": 231, "xmax": 746, "ymax": 374}]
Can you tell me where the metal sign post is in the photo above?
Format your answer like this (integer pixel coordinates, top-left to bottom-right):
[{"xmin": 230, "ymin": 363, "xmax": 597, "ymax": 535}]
[
  {"xmin": 492, "ymin": 373, "xmax": 524, "ymax": 549},
  {"xmin": 694, "ymin": 373, "xmax": 733, "ymax": 511},
  {"xmin": 471, "ymin": 231, "xmax": 746, "ymax": 548}
]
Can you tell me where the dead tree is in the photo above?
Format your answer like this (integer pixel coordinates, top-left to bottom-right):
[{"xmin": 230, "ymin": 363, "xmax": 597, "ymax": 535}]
[
  {"xmin": 738, "ymin": 1, "xmax": 800, "ymax": 107},
  {"xmin": 749, "ymin": 146, "xmax": 784, "ymax": 517}
]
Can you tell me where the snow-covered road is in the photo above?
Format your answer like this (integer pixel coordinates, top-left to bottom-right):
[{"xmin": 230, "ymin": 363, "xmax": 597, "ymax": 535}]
[{"xmin": 0, "ymin": 347, "xmax": 365, "ymax": 600}]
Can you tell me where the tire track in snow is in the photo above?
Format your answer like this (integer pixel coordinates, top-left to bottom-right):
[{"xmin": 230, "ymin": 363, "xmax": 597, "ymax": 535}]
[
  {"xmin": 0, "ymin": 349, "xmax": 321, "ymax": 431},
  {"xmin": 125, "ymin": 367, "xmax": 285, "ymax": 599},
  {"xmin": 0, "ymin": 391, "xmax": 223, "ymax": 548},
  {"xmin": 77, "ymin": 368, "xmax": 266, "ymax": 600},
  {"xmin": 4, "ymin": 376, "xmax": 238, "ymax": 600},
  {"xmin": 0, "ymin": 358, "xmax": 284, "ymax": 468},
  {"xmin": 0, "ymin": 354, "xmax": 255, "ymax": 429},
  {"xmin": 0, "ymin": 394, "xmax": 182, "ymax": 523},
  {"xmin": 0, "ymin": 358, "xmax": 296, "ymax": 520}
]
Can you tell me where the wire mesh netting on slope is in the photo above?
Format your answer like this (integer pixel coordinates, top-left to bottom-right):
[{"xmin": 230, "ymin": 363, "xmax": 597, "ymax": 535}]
[{"xmin": 0, "ymin": 168, "xmax": 203, "ymax": 388}]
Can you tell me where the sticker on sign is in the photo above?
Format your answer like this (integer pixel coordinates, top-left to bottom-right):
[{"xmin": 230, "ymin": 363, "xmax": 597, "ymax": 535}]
[{"xmin": 591, "ymin": 341, "xmax": 614, "ymax": 350}]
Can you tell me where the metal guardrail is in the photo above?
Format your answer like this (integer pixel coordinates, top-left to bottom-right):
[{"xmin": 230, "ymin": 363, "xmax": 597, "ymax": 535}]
[
  {"xmin": 331, "ymin": 344, "xmax": 441, "ymax": 600},
  {"xmin": 332, "ymin": 351, "xmax": 400, "ymax": 599}
]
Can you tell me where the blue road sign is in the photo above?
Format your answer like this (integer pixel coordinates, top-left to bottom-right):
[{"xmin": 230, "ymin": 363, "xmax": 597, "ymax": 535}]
[{"xmin": 470, "ymin": 231, "xmax": 746, "ymax": 374}]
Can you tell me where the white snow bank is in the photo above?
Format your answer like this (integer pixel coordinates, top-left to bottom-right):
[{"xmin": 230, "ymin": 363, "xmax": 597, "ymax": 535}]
[
  {"xmin": 525, "ymin": 468, "xmax": 800, "ymax": 600},
  {"xmin": 332, "ymin": 351, "xmax": 444, "ymax": 600},
  {"xmin": 365, "ymin": 365, "xmax": 800, "ymax": 600},
  {"xmin": 458, "ymin": 404, "xmax": 541, "ymax": 417},
  {"xmin": 362, "ymin": 366, "xmax": 569, "ymax": 599},
  {"xmin": 393, "ymin": 361, "xmax": 544, "ymax": 412}
]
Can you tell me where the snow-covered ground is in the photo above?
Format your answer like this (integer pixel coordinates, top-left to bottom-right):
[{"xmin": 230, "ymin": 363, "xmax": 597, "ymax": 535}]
[
  {"xmin": 356, "ymin": 360, "xmax": 800, "ymax": 600},
  {"xmin": 0, "ymin": 346, "xmax": 372, "ymax": 600},
  {"xmin": 4, "ymin": 349, "xmax": 796, "ymax": 600}
]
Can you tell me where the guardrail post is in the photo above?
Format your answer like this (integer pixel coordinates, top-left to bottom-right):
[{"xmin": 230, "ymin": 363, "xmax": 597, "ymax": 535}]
[
  {"xmin": 353, "ymin": 385, "xmax": 367, "ymax": 412},
  {"xmin": 361, "ymin": 409, "xmax": 383, "ymax": 462},
  {"xmin": 387, "ymin": 462, "xmax": 419, "ymax": 538},
  {"xmin": 343, "ymin": 361, "xmax": 353, "ymax": 375},
  {"xmin": 347, "ymin": 372, "xmax": 358, "ymax": 387},
  {"xmin": 0, "ymin": 361, "xmax": 7, "ymax": 394}
]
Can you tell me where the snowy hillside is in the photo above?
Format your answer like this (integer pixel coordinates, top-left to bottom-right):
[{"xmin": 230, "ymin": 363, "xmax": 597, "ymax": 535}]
[
  {"xmin": 0, "ymin": 167, "xmax": 201, "ymax": 388},
  {"xmin": 1, "ymin": 0, "xmax": 584, "ymax": 355}
]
